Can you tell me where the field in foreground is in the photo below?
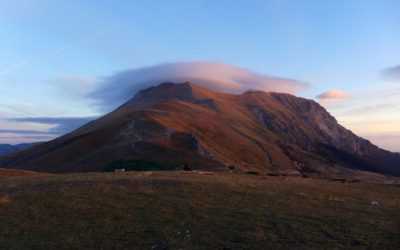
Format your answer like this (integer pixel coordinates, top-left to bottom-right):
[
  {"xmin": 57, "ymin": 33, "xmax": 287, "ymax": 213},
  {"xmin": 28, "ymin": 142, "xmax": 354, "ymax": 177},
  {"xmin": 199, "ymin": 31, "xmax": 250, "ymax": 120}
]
[{"xmin": 0, "ymin": 171, "xmax": 399, "ymax": 250}]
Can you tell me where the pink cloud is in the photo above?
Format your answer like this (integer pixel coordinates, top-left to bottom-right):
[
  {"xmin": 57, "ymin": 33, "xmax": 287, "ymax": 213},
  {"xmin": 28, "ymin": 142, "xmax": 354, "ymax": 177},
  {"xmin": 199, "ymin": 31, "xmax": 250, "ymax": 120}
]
[{"xmin": 316, "ymin": 90, "xmax": 350, "ymax": 101}]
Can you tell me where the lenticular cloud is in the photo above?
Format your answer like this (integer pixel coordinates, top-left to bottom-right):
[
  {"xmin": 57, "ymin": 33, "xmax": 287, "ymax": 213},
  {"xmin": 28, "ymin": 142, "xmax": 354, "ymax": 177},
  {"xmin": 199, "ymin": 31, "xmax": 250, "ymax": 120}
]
[{"xmin": 89, "ymin": 62, "xmax": 308, "ymax": 112}]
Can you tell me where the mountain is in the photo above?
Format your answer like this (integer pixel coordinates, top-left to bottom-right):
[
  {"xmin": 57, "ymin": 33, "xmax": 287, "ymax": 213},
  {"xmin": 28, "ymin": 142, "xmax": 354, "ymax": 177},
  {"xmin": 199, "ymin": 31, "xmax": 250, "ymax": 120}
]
[
  {"xmin": 0, "ymin": 82, "xmax": 399, "ymax": 177},
  {"xmin": 0, "ymin": 143, "xmax": 35, "ymax": 157},
  {"xmin": 0, "ymin": 145, "xmax": 15, "ymax": 156}
]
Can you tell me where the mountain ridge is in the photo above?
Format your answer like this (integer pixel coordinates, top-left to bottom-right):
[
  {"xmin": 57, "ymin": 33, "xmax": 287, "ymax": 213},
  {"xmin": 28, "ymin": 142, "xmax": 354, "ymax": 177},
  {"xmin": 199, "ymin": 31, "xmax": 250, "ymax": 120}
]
[
  {"xmin": 0, "ymin": 82, "xmax": 399, "ymax": 178},
  {"xmin": 0, "ymin": 143, "xmax": 36, "ymax": 157}
]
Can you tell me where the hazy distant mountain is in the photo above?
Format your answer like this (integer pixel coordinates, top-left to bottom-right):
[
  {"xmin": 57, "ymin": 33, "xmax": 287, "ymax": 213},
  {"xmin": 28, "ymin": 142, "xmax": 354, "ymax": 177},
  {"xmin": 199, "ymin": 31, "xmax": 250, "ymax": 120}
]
[
  {"xmin": 1, "ymin": 82, "xmax": 399, "ymax": 177},
  {"xmin": 0, "ymin": 143, "xmax": 35, "ymax": 156}
]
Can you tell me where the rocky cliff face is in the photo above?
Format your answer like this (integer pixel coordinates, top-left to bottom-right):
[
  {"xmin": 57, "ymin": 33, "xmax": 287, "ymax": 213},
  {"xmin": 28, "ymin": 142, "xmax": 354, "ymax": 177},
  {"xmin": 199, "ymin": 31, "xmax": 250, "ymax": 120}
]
[{"xmin": 1, "ymin": 82, "xmax": 399, "ymax": 177}]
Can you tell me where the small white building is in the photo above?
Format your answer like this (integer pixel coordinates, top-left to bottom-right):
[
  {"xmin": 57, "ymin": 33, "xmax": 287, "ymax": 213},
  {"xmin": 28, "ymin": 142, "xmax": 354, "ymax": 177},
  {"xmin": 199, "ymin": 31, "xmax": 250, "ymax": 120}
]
[{"xmin": 114, "ymin": 168, "xmax": 126, "ymax": 173}]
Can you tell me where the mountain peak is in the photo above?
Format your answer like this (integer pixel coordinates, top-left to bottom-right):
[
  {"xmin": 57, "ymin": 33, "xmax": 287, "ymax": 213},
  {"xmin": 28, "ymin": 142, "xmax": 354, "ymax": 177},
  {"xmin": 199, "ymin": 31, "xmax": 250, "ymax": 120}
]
[{"xmin": 123, "ymin": 82, "xmax": 219, "ymax": 109}]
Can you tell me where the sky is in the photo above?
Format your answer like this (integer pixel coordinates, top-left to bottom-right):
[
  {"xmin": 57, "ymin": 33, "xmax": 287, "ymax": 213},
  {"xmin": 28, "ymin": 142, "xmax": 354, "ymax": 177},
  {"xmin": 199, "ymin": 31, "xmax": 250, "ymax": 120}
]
[{"xmin": 0, "ymin": 0, "xmax": 399, "ymax": 151}]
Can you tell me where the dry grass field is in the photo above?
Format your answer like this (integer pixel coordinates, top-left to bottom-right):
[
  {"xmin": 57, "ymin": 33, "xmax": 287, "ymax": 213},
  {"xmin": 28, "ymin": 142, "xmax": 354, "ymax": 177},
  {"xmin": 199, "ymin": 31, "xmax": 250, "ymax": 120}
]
[{"xmin": 0, "ymin": 171, "xmax": 399, "ymax": 249}]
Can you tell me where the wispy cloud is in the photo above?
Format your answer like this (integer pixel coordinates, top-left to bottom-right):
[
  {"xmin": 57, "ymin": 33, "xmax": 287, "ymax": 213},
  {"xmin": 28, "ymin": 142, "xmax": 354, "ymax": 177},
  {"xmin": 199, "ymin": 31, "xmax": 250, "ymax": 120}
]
[
  {"xmin": 89, "ymin": 62, "xmax": 308, "ymax": 112},
  {"xmin": 382, "ymin": 65, "xmax": 400, "ymax": 81},
  {"xmin": 0, "ymin": 129, "xmax": 58, "ymax": 135},
  {"xmin": 0, "ymin": 134, "xmax": 54, "ymax": 144},
  {"xmin": 337, "ymin": 103, "xmax": 398, "ymax": 117},
  {"xmin": 0, "ymin": 103, "xmax": 38, "ymax": 117},
  {"xmin": 48, "ymin": 76, "xmax": 98, "ymax": 97},
  {"xmin": 362, "ymin": 132, "xmax": 400, "ymax": 153},
  {"xmin": 0, "ymin": 116, "xmax": 96, "ymax": 144},
  {"xmin": 10, "ymin": 117, "xmax": 96, "ymax": 134}
]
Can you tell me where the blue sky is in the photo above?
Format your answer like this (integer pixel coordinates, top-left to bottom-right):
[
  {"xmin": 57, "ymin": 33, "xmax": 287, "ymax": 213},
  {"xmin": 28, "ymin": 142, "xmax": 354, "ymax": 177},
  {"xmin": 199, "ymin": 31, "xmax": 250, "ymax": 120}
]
[{"xmin": 0, "ymin": 0, "xmax": 399, "ymax": 151}]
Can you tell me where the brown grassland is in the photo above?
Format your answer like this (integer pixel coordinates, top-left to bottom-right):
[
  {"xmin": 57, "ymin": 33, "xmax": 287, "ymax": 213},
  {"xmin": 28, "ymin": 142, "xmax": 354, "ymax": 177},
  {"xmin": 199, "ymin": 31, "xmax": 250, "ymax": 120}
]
[{"xmin": 0, "ymin": 171, "xmax": 399, "ymax": 249}]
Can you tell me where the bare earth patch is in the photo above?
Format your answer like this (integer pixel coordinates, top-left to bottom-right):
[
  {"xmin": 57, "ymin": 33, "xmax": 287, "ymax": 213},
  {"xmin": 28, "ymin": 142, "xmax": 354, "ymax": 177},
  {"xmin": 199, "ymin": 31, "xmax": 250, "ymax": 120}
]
[{"xmin": 0, "ymin": 195, "xmax": 10, "ymax": 205}]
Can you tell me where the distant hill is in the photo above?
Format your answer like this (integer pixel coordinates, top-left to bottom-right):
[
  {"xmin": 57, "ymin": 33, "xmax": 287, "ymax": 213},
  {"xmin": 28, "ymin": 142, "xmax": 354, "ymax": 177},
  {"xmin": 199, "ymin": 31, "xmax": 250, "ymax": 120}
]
[
  {"xmin": 0, "ymin": 143, "xmax": 35, "ymax": 157},
  {"xmin": 1, "ymin": 82, "xmax": 399, "ymax": 178}
]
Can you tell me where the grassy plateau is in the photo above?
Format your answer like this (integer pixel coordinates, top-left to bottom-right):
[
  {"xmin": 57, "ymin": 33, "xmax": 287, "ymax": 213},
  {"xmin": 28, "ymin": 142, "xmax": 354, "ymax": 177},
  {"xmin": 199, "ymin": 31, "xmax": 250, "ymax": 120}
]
[{"xmin": 0, "ymin": 171, "xmax": 399, "ymax": 249}]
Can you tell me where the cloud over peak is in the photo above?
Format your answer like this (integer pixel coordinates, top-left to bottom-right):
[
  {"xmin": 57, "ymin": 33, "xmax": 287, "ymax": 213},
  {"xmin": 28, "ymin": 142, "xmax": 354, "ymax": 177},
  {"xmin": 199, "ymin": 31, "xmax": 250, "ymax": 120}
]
[{"xmin": 89, "ymin": 62, "xmax": 308, "ymax": 112}]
